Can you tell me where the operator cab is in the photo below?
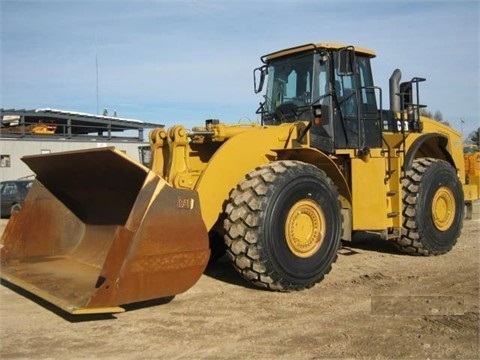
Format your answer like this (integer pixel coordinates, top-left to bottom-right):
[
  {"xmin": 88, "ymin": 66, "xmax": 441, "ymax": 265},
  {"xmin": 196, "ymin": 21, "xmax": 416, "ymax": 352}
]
[{"xmin": 254, "ymin": 43, "xmax": 382, "ymax": 153}]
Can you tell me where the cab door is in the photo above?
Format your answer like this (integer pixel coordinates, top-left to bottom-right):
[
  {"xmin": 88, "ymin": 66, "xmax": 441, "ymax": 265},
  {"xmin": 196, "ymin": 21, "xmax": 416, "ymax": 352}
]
[{"xmin": 332, "ymin": 49, "xmax": 382, "ymax": 150}]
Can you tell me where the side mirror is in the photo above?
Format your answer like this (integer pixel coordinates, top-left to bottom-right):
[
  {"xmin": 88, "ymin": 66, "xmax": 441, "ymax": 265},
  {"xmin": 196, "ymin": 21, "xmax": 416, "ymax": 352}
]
[
  {"xmin": 254, "ymin": 65, "xmax": 268, "ymax": 93},
  {"xmin": 337, "ymin": 46, "xmax": 355, "ymax": 76}
]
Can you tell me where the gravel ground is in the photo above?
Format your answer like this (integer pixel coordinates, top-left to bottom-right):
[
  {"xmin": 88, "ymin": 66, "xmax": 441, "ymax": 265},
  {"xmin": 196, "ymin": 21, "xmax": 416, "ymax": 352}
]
[{"xmin": 1, "ymin": 203, "xmax": 479, "ymax": 359}]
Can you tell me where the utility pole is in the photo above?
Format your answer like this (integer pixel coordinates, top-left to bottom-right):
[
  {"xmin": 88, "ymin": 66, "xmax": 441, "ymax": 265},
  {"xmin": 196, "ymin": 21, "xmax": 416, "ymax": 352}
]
[
  {"xmin": 96, "ymin": 53, "xmax": 99, "ymax": 115},
  {"xmin": 460, "ymin": 117, "xmax": 464, "ymax": 141},
  {"xmin": 95, "ymin": 37, "xmax": 99, "ymax": 115}
]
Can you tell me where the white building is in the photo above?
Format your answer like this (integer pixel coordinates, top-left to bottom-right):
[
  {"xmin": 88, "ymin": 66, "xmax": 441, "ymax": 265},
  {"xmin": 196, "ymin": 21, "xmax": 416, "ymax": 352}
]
[{"xmin": 0, "ymin": 108, "xmax": 162, "ymax": 181}]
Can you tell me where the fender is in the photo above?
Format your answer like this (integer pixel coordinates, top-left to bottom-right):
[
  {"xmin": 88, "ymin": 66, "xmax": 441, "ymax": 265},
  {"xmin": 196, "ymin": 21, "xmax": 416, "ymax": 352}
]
[
  {"xmin": 274, "ymin": 147, "xmax": 351, "ymax": 203},
  {"xmin": 404, "ymin": 133, "xmax": 454, "ymax": 171},
  {"xmin": 195, "ymin": 124, "xmax": 297, "ymax": 231}
]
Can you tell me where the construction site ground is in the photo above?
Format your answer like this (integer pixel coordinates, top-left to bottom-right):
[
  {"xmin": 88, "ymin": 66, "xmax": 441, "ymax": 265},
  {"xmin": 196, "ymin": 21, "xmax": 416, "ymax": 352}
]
[{"xmin": 1, "ymin": 202, "xmax": 479, "ymax": 359}]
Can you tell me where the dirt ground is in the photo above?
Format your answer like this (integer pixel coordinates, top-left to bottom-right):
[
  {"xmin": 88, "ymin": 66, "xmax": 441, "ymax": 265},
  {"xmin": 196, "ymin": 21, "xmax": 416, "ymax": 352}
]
[{"xmin": 1, "ymin": 204, "xmax": 479, "ymax": 360}]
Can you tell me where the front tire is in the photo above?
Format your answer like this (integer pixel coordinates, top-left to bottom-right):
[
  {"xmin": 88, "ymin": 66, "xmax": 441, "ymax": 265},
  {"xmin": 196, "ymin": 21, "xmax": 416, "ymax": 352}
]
[
  {"xmin": 395, "ymin": 158, "xmax": 464, "ymax": 255},
  {"xmin": 224, "ymin": 160, "xmax": 342, "ymax": 291}
]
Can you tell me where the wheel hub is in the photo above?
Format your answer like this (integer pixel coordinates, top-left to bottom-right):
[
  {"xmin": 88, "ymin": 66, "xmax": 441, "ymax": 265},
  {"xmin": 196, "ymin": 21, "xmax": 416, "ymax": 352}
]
[
  {"xmin": 285, "ymin": 199, "xmax": 325, "ymax": 258},
  {"xmin": 431, "ymin": 186, "xmax": 455, "ymax": 231}
]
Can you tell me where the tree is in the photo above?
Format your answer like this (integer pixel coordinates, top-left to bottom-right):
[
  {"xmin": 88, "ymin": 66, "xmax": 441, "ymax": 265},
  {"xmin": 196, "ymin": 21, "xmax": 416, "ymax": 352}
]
[
  {"xmin": 433, "ymin": 110, "xmax": 443, "ymax": 123},
  {"xmin": 467, "ymin": 128, "xmax": 480, "ymax": 147},
  {"xmin": 420, "ymin": 109, "xmax": 450, "ymax": 126}
]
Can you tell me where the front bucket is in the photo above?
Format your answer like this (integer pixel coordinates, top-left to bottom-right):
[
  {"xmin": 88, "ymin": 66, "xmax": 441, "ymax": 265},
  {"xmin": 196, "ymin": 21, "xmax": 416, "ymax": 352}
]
[{"xmin": 0, "ymin": 147, "xmax": 210, "ymax": 314}]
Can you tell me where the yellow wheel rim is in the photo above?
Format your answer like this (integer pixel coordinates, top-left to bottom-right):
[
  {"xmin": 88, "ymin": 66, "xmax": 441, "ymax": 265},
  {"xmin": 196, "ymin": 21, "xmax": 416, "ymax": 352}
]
[
  {"xmin": 285, "ymin": 199, "xmax": 326, "ymax": 258},
  {"xmin": 431, "ymin": 186, "xmax": 455, "ymax": 231}
]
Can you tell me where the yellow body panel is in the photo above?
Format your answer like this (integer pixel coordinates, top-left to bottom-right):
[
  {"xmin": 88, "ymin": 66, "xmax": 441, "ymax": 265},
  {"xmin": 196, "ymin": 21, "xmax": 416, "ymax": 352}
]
[{"xmin": 350, "ymin": 150, "xmax": 391, "ymax": 230}]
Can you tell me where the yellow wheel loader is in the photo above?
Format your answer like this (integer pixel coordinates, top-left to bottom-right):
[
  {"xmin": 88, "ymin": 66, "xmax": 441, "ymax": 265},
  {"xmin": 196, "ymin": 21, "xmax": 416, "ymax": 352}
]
[
  {"xmin": 463, "ymin": 144, "xmax": 480, "ymax": 219},
  {"xmin": 1, "ymin": 43, "xmax": 478, "ymax": 315}
]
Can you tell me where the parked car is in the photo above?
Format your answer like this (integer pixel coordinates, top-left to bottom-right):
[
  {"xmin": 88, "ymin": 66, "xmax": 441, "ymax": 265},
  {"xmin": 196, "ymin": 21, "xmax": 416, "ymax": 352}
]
[{"xmin": 0, "ymin": 179, "xmax": 34, "ymax": 217}]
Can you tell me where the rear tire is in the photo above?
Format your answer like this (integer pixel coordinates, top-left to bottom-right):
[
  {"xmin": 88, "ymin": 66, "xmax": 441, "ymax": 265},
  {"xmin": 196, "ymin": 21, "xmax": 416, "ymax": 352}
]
[
  {"xmin": 395, "ymin": 158, "xmax": 464, "ymax": 255},
  {"xmin": 224, "ymin": 160, "xmax": 342, "ymax": 291}
]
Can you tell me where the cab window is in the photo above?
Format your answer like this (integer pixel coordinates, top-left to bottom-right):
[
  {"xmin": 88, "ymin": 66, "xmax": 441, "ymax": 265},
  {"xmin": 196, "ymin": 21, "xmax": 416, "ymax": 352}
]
[{"xmin": 357, "ymin": 56, "xmax": 377, "ymax": 114}]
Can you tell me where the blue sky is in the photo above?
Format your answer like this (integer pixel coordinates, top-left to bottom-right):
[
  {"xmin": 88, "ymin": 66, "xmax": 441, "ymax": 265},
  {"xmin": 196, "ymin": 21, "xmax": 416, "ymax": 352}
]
[{"xmin": 1, "ymin": 0, "xmax": 479, "ymax": 138}]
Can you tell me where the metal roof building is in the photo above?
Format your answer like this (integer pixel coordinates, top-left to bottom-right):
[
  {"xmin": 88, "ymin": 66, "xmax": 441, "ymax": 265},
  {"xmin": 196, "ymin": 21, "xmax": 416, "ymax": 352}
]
[{"xmin": 1, "ymin": 108, "xmax": 163, "ymax": 180}]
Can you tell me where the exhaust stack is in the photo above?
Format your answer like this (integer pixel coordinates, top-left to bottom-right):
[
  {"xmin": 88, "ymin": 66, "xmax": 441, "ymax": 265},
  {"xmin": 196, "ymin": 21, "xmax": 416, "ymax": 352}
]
[{"xmin": 389, "ymin": 69, "xmax": 402, "ymax": 112}]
